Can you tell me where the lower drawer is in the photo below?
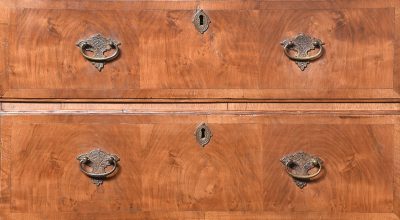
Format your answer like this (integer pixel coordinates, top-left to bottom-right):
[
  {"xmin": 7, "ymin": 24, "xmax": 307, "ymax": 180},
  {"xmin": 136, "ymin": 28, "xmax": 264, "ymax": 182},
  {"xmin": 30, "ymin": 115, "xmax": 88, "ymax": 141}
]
[{"xmin": 0, "ymin": 113, "xmax": 399, "ymax": 219}]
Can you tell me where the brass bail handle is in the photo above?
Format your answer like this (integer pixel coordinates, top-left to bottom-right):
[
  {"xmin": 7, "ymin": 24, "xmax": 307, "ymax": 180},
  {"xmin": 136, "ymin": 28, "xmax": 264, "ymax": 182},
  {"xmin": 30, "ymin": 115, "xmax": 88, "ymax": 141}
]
[
  {"xmin": 285, "ymin": 158, "xmax": 322, "ymax": 180},
  {"xmin": 79, "ymin": 41, "xmax": 120, "ymax": 62},
  {"xmin": 77, "ymin": 149, "xmax": 120, "ymax": 185},
  {"xmin": 280, "ymin": 33, "xmax": 324, "ymax": 71},
  {"xmin": 283, "ymin": 40, "xmax": 324, "ymax": 62},
  {"xmin": 76, "ymin": 34, "xmax": 121, "ymax": 71},
  {"xmin": 78, "ymin": 155, "xmax": 119, "ymax": 179},
  {"xmin": 280, "ymin": 151, "xmax": 323, "ymax": 188}
]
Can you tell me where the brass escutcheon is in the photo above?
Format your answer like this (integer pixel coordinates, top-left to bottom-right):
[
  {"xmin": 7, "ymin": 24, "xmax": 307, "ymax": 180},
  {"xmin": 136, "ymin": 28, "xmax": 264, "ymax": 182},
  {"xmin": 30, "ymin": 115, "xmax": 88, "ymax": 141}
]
[
  {"xmin": 194, "ymin": 123, "xmax": 212, "ymax": 147},
  {"xmin": 193, "ymin": 9, "xmax": 211, "ymax": 34}
]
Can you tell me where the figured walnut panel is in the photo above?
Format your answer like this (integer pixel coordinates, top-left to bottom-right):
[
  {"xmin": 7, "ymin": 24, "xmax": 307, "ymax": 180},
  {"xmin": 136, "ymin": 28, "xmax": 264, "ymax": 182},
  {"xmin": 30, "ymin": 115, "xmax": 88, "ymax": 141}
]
[
  {"xmin": 262, "ymin": 124, "xmax": 394, "ymax": 212},
  {"xmin": 141, "ymin": 123, "xmax": 263, "ymax": 211},
  {"xmin": 0, "ymin": 114, "xmax": 398, "ymax": 219},
  {"xmin": 7, "ymin": 118, "xmax": 263, "ymax": 213},
  {"xmin": 10, "ymin": 123, "xmax": 143, "ymax": 212},
  {"xmin": 8, "ymin": 9, "xmax": 140, "ymax": 90},
  {"xmin": 3, "ymin": 7, "xmax": 398, "ymax": 100},
  {"xmin": 259, "ymin": 9, "xmax": 394, "ymax": 89}
]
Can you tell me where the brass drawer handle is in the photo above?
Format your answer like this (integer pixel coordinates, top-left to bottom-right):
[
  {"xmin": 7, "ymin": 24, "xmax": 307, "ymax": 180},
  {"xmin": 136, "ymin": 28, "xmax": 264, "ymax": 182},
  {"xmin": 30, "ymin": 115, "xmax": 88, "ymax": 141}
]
[
  {"xmin": 280, "ymin": 151, "xmax": 323, "ymax": 188},
  {"xmin": 285, "ymin": 158, "xmax": 322, "ymax": 179},
  {"xmin": 283, "ymin": 41, "xmax": 323, "ymax": 61},
  {"xmin": 79, "ymin": 42, "xmax": 120, "ymax": 62},
  {"xmin": 77, "ymin": 149, "xmax": 120, "ymax": 186},
  {"xmin": 76, "ymin": 34, "xmax": 121, "ymax": 71},
  {"xmin": 281, "ymin": 33, "xmax": 324, "ymax": 71}
]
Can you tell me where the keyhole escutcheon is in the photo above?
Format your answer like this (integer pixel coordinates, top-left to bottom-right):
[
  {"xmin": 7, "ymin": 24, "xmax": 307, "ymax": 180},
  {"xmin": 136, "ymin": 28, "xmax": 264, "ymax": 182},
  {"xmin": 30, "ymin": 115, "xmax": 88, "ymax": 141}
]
[
  {"xmin": 195, "ymin": 123, "xmax": 212, "ymax": 147},
  {"xmin": 193, "ymin": 9, "xmax": 210, "ymax": 34}
]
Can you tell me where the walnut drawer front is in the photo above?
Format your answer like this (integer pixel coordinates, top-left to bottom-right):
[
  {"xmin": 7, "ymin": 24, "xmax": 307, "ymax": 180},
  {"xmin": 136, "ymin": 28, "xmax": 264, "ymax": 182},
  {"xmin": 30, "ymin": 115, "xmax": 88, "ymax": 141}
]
[
  {"xmin": 1, "ymin": 113, "xmax": 399, "ymax": 219},
  {"xmin": 1, "ymin": 0, "xmax": 399, "ymax": 101}
]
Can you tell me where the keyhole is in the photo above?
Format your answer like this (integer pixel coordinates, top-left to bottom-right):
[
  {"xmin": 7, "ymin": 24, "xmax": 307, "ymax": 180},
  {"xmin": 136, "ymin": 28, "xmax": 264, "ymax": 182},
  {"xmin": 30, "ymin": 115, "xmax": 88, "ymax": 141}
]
[
  {"xmin": 200, "ymin": 128, "xmax": 206, "ymax": 138},
  {"xmin": 199, "ymin": 15, "xmax": 204, "ymax": 25}
]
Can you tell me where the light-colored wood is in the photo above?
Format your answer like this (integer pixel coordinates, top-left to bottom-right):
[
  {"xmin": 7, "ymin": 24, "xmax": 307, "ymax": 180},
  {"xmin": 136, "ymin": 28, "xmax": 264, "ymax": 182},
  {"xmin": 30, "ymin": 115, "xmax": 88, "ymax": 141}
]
[
  {"xmin": 0, "ymin": 7, "xmax": 8, "ymax": 97},
  {"xmin": 262, "ymin": 124, "xmax": 393, "ymax": 212},
  {"xmin": 10, "ymin": 122, "xmax": 141, "ymax": 213},
  {"xmin": 1, "ymin": 0, "xmax": 399, "ymax": 219},
  {"xmin": 9, "ymin": 212, "xmax": 205, "ymax": 220},
  {"xmin": 259, "ymin": 9, "xmax": 393, "ymax": 90},
  {"xmin": 395, "ymin": 122, "xmax": 400, "ymax": 217},
  {"xmin": 0, "ymin": 116, "xmax": 12, "ymax": 220},
  {"xmin": 6, "ymin": 117, "xmax": 263, "ymax": 213},
  {"xmin": 0, "ymin": 113, "xmax": 397, "ymax": 125},
  {"xmin": 2, "ymin": 89, "xmax": 400, "ymax": 101},
  {"xmin": 1, "ymin": 103, "xmax": 399, "ymax": 115},
  {"xmin": 1, "ymin": 0, "xmax": 397, "ymax": 10},
  {"xmin": 205, "ymin": 212, "xmax": 400, "ymax": 220},
  {"xmin": 142, "ymin": 123, "xmax": 263, "ymax": 211},
  {"xmin": 5, "ymin": 212, "xmax": 400, "ymax": 220},
  {"xmin": 0, "ymin": 103, "xmax": 229, "ymax": 112},
  {"xmin": 395, "ymin": 5, "xmax": 400, "ymax": 98},
  {"xmin": 1, "ymin": 2, "xmax": 397, "ymax": 101},
  {"xmin": 0, "ymin": 114, "xmax": 398, "ymax": 219}
]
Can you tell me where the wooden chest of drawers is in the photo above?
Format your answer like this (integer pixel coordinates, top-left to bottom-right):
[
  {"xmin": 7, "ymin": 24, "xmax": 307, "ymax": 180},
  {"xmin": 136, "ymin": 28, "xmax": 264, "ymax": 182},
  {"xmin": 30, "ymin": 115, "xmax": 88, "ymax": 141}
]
[{"xmin": 0, "ymin": 0, "xmax": 400, "ymax": 220}]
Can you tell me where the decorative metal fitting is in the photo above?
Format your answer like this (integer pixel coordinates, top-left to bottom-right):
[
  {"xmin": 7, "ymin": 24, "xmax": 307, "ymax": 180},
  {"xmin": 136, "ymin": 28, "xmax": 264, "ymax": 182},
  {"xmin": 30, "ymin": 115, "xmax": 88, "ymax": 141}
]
[
  {"xmin": 192, "ymin": 9, "xmax": 211, "ymax": 34},
  {"xmin": 280, "ymin": 151, "xmax": 323, "ymax": 188},
  {"xmin": 77, "ymin": 149, "xmax": 120, "ymax": 186},
  {"xmin": 281, "ymin": 33, "xmax": 324, "ymax": 71},
  {"xmin": 76, "ymin": 34, "xmax": 121, "ymax": 71},
  {"xmin": 194, "ymin": 123, "xmax": 212, "ymax": 147}
]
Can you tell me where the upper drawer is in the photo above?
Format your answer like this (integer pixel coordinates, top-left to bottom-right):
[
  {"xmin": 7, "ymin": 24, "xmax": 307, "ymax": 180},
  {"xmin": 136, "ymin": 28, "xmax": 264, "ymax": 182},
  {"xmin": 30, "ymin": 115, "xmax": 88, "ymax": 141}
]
[{"xmin": 1, "ymin": 1, "xmax": 399, "ymax": 101}]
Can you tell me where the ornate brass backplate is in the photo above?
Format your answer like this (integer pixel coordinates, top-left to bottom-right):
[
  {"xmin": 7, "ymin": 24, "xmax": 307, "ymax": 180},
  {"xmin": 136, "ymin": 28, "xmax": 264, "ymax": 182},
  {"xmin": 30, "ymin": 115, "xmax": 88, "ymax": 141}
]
[
  {"xmin": 194, "ymin": 123, "xmax": 212, "ymax": 147},
  {"xmin": 280, "ymin": 151, "xmax": 323, "ymax": 188},
  {"xmin": 77, "ymin": 149, "xmax": 120, "ymax": 186},
  {"xmin": 280, "ymin": 33, "xmax": 324, "ymax": 71},
  {"xmin": 193, "ymin": 9, "xmax": 211, "ymax": 34},
  {"xmin": 76, "ymin": 34, "xmax": 121, "ymax": 71}
]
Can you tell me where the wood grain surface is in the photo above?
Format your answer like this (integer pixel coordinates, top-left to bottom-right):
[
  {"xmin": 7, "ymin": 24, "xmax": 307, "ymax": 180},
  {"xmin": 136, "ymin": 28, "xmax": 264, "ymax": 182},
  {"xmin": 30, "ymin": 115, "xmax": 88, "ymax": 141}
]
[
  {"xmin": 5, "ymin": 212, "xmax": 400, "ymax": 220},
  {"xmin": 0, "ymin": 0, "xmax": 397, "ymax": 11},
  {"xmin": 262, "ymin": 124, "xmax": 393, "ymax": 212},
  {"xmin": 1, "ymin": 103, "xmax": 399, "ymax": 114},
  {"xmin": 205, "ymin": 212, "xmax": 400, "ymax": 220},
  {"xmin": 0, "ymin": 0, "xmax": 397, "ymax": 101},
  {"xmin": 395, "ymin": 4, "xmax": 400, "ymax": 95},
  {"xmin": 1, "ymin": 0, "xmax": 400, "ymax": 220},
  {"xmin": 0, "ymin": 113, "xmax": 398, "ymax": 219}
]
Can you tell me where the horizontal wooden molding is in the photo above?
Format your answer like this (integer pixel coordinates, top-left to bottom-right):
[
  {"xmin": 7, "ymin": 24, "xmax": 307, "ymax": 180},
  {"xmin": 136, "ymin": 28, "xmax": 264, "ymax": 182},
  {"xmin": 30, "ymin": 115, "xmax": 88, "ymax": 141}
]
[{"xmin": 1, "ymin": 103, "xmax": 399, "ymax": 115}]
